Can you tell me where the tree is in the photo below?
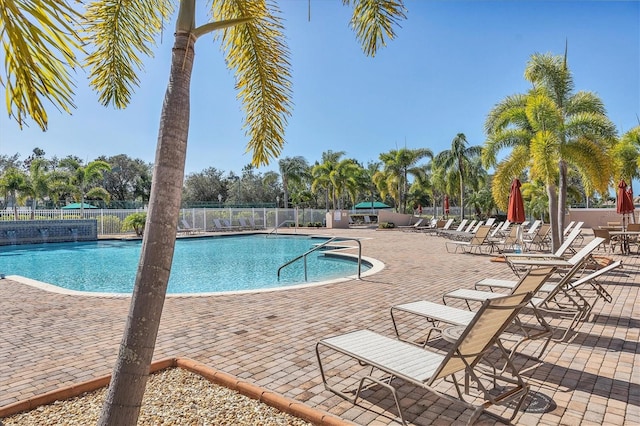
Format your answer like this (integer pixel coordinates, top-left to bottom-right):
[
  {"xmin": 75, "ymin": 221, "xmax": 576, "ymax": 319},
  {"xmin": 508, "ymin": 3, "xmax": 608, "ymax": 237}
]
[
  {"xmin": 59, "ymin": 158, "xmax": 112, "ymax": 211},
  {"xmin": 0, "ymin": 167, "xmax": 29, "ymax": 219},
  {"xmin": 377, "ymin": 147, "xmax": 432, "ymax": 213},
  {"xmin": 26, "ymin": 158, "xmax": 52, "ymax": 218},
  {"xmin": 311, "ymin": 150, "xmax": 346, "ymax": 210},
  {"xmin": 278, "ymin": 156, "xmax": 309, "ymax": 208},
  {"xmin": 122, "ymin": 212, "xmax": 148, "ymax": 236},
  {"xmin": 182, "ymin": 167, "xmax": 227, "ymax": 204},
  {"xmin": 483, "ymin": 51, "xmax": 616, "ymax": 250},
  {"xmin": 99, "ymin": 155, "xmax": 153, "ymax": 206},
  {"xmin": 433, "ymin": 133, "xmax": 482, "ymax": 220},
  {"xmin": 2, "ymin": 1, "xmax": 407, "ymax": 424}
]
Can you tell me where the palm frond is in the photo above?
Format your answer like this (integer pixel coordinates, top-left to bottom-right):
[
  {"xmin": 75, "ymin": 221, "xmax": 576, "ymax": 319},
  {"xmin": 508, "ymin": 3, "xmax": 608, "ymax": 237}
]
[
  {"xmin": 491, "ymin": 145, "xmax": 530, "ymax": 211},
  {"xmin": 484, "ymin": 93, "xmax": 528, "ymax": 134},
  {"xmin": 214, "ymin": 0, "xmax": 292, "ymax": 166},
  {"xmin": 524, "ymin": 52, "xmax": 574, "ymax": 104},
  {"xmin": 563, "ymin": 136, "xmax": 612, "ymax": 194},
  {"xmin": 84, "ymin": 0, "xmax": 173, "ymax": 108},
  {"xmin": 529, "ymin": 130, "xmax": 560, "ymax": 184},
  {"xmin": 344, "ymin": 0, "xmax": 407, "ymax": 57},
  {"xmin": 0, "ymin": 0, "xmax": 84, "ymax": 130},
  {"xmin": 564, "ymin": 111, "xmax": 618, "ymax": 145},
  {"xmin": 482, "ymin": 128, "xmax": 531, "ymax": 168}
]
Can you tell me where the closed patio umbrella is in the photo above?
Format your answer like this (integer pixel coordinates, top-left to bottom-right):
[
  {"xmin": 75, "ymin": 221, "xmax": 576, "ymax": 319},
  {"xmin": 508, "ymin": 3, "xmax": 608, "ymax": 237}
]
[
  {"xmin": 617, "ymin": 180, "xmax": 635, "ymax": 229},
  {"xmin": 444, "ymin": 195, "xmax": 450, "ymax": 217},
  {"xmin": 507, "ymin": 179, "xmax": 525, "ymax": 252}
]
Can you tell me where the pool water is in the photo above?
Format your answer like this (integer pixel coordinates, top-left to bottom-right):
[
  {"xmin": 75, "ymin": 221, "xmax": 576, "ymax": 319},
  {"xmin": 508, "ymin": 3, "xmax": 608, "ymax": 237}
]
[{"xmin": 0, "ymin": 235, "xmax": 368, "ymax": 294}]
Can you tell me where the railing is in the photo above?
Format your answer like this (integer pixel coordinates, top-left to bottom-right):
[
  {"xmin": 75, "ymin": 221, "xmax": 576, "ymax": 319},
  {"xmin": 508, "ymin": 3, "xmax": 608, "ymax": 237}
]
[
  {"xmin": 267, "ymin": 220, "xmax": 297, "ymax": 236},
  {"xmin": 277, "ymin": 236, "xmax": 362, "ymax": 282},
  {"xmin": 0, "ymin": 207, "xmax": 328, "ymax": 236}
]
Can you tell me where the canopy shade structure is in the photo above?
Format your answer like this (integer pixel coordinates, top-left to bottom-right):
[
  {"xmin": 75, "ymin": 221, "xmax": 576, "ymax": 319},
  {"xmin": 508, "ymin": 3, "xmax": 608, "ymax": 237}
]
[
  {"xmin": 354, "ymin": 201, "xmax": 392, "ymax": 209},
  {"xmin": 61, "ymin": 203, "xmax": 98, "ymax": 209}
]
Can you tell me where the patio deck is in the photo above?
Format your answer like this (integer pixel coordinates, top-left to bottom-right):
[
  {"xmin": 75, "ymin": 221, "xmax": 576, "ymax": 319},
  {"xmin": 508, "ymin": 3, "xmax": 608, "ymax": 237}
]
[{"xmin": 0, "ymin": 228, "xmax": 638, "ymax": 425}]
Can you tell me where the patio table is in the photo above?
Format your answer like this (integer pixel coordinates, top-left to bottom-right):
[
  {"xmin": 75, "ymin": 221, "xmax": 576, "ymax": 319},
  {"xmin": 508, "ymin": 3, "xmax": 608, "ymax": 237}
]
[{"xmin": 609, "ymin": 230, "xmax": 640, "ymax": 255}]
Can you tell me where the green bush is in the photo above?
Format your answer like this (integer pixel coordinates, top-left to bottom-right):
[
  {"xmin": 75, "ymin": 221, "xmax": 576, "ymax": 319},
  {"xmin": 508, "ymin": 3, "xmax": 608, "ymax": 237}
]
[
  {"xmin": 122, "ymin": 212, "xmax": 147, "ymax": 236},
  {"xmin": 379, "ymin": 222, "xmax": 395, "ymax": 229}
]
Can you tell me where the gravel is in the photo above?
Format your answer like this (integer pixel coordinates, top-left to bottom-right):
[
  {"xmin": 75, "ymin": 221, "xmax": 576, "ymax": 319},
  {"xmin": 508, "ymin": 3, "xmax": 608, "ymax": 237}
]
[{"xmin": 1, "ymin": 368, "xmax": 313, "ymax": 426}]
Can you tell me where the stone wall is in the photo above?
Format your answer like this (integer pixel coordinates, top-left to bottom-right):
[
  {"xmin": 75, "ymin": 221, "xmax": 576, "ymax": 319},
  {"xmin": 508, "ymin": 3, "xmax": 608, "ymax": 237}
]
[{"xmin": 0, "ymin": 220, "xmax": 98, "ymax": 246}]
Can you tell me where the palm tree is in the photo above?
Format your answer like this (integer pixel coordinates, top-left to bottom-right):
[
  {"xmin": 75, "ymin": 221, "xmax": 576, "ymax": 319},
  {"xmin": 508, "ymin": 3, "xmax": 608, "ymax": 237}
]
[
  {"xmin": 0, "ymin": 167, "xmax": 29, "ymax": 219},
  {"xmin": 26, "ymin": 158, "xmax": 52, "ymax": 218},
  {"xmin": 332, "ymin": 158, "xmax": 362, "ymax": 209},
  {"xmin": 483, "ymin": 51, "xmax": 616, "ymax": 250},
  {"xmin": 60, "ymin": 158, "xmax": 112, "ymax": 212},
  {"xmin": 613, "ymin": 126, "xmax": 640, "ymax": 189},
  {"xmin": 1, "ymin": 2, "xmax": 408, "ymax": 424},
  {"xmin": 278, "ymin": 156, "xmax": 309, "ymax": 208},
  {"xmin": 433, "ymin": 133, "xmax": 482, "ymax": 220},
  {"xmin": 311, "ymin": 150, "xmax": 346, "ymax": 210},
  {"xmin": 377, "ymin": 147, "xmax": 432, "ymax": 213}
]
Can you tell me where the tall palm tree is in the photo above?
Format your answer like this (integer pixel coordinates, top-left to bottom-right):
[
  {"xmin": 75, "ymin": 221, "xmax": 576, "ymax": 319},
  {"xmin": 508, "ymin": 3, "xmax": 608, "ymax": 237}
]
[
  {"xmin": 483, "ymin": 52, "xmax": 616, "ymax": 250},
  {"xmin": 0, "ymin": 167, "xmax": 28, "ymax": 219},
  {"xmin": 1, "ymin": 2, "xmax": 408, "ymax": 424},
  {"xmin": 278, "ymin": 156, "xmax": 309, "ymax": 208},
  {"xmin": 311, "ymin": 150, "xmax": 346, "ymax": 210},
  {"xmin": 332, "ymin": 158, "xmax": 362, "ymax": 209},
  {"xmin": 60, "ymin": 158, "xmax": 112, "ymax": 212},
  {"xmin": 378, "ymin": 147, "xmax": 432, "ymax": 213},
  {"xmin": 433, "ymin": 133, "xmax": 482, "ymax": 220},
  {"xmin": 26, "ymin": 158, "xmax": 52, "ymax": 218}
]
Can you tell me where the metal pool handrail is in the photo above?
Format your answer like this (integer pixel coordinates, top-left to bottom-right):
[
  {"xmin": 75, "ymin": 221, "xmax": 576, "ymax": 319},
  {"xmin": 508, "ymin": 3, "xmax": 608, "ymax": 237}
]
[
  {"xmin": 267, "ymin": 220, "xmax": 297, "ymax": 236},
  {"xmin": 277, "ymin": 237, "xmax": 362, "ymax": 281}
]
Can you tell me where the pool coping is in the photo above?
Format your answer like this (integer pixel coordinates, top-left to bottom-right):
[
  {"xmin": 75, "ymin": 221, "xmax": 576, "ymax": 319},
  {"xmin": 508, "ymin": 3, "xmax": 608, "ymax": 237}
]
[{"xmin": 0, "ymin": 357, "xmax": 351, "ymax": 425}]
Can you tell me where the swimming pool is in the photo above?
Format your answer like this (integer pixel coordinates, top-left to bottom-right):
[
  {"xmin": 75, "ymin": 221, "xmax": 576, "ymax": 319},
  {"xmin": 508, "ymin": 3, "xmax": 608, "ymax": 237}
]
[{"xmin": 0, "ymin": 235, "xmax": 376, "ymax": 295}]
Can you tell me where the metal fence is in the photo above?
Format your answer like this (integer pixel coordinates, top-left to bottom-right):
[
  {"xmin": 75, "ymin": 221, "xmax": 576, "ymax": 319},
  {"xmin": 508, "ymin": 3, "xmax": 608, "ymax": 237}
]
[{"xmin": 0, "ymin": 208, "xmax": 329, "ymax": 235}]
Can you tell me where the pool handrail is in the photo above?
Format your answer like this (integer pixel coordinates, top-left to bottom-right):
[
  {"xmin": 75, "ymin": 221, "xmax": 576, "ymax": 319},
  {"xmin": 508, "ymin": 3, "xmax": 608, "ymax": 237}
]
[
  {"xmin": 277, "ymin": 237, "xmax": 362, "ymax": 282},
  {"xmin": 267, "ymin": 220, "xmax": 297, "ymax": 236}
]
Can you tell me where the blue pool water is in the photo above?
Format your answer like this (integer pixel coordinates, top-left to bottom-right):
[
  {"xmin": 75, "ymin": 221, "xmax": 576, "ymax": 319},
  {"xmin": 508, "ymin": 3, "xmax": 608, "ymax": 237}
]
[{"xmin": 0, "ymin": 235, "xmax": 368, "ymax": 294}]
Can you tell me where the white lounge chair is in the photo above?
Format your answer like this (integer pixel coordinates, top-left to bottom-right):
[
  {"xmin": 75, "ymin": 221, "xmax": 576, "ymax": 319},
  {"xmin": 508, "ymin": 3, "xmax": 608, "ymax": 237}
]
[
  {"xmin": 317, "ymin": 292, "xmax": 534, "ymax": 425},
  {"xmin": 507, "ymin": 236, "xmax": 604, "ymax": 277},
  {"xmin": 391, "ymin": 267, "xmax": 556, "ymax": 365},
  {"xmin": 178, "ymin": 219, "xmax": 201, "ymax": 234},
  {"xmin": 445, "ymin": 226, "xmax": 495, "ymax": 254}
]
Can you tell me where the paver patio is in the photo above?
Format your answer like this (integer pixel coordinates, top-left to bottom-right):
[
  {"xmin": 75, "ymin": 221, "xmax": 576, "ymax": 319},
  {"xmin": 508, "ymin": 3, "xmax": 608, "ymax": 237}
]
[{"xmin": 0, "ymin": 227, "xmax": 638, "ymax": 425}]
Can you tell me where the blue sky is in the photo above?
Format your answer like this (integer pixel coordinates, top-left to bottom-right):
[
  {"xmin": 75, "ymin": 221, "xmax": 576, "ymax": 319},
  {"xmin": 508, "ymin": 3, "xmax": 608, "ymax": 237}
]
[{"xmin": 1, "ymin": 0, "xmax": 638, "ymax": 181}]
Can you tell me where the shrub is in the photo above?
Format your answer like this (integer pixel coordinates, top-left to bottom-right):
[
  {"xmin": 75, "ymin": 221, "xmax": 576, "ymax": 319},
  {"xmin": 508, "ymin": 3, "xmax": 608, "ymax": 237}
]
[
  {"xmin": 379, "ymin": 222, "xmax": 395, "ymax": 229},
  {"xmin": 122, "ymin": 212, "xmax": 147, "ymax": 236}
]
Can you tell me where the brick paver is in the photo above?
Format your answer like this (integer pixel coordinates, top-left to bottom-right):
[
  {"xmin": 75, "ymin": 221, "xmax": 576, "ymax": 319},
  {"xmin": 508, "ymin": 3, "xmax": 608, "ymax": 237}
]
[{"xmin": 1, "ymin": 228, "xmax": 638, "ymax": 424}]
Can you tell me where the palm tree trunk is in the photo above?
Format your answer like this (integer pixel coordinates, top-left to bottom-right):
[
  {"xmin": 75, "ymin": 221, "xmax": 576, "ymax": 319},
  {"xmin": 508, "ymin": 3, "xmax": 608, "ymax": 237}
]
[
  {"xmin": 556, "ymin": 159, "xmax": 568, "ymax": 245},
  {"xmin": 98, "ymin": 28, "xmax": 194, "ymax": 426},
  {"xmin": 459, "ymin": 176, "xmax": 464, "ymax": 220},
  {"xmin": 547, "ymin": 183, "xmax": 560, "ymax": 252}
]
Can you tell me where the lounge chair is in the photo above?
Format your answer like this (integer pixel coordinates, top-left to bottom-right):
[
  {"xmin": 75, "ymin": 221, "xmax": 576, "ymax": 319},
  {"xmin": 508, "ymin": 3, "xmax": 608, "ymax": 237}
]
[
  {"xmin": 177, "ymin": 219, "xmax": 201, "ymax": 234},
  {"xmin": 563, "ymin": 220, "xmax": 576, "ymax": 236},
  {"xmin": 391, "ymin": 267, "xmax": 556, "ymax": 366},
  {"xmin": 507, "ymin": 236, "xmax": 604, "ymax": 277},
  {"xmin": 498, "ymin": 225, "xmax": 584, "ymax": 275},
  {"xmin": 445, "ymin": 225, "xmax": 494, "ymax": 253},
  {"xmin": 317, "ymin": 292, "xmax": 535, "ymax": 425},
  {"xmin": 524, "ymin": 220, "xmax": 540, "ymax": 235},
  {"xmin": 489, "ymin": 221, "xmax": 504, "ymax": 238},
  {"xmin": 463, "ymin": 220, "xmax": 477, "ymax": 233},
  {"xmin": 475, "ymin": 260, "xmax": 621, "ymax": 308},
  {"xmin": 484, "ymin": 217, "xmax": 496, "ymax": 227},
  {"xmin": 444, "ymin": 258, "xmax": 620, "ymax": 342},
  {"xmin": 213, "ymin": 218, "xmax": 232, "ymax": 231},
  {"xmin": 522, "ymin": 223, "xmax": 551, "ymax": 251},
  {"xmin": 398, "ymin": 218, "xmax": 425, "ymax": 231},
  {"xmin": 454, "ymin": 219, "xmax": 469, "ymax": 232}
]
